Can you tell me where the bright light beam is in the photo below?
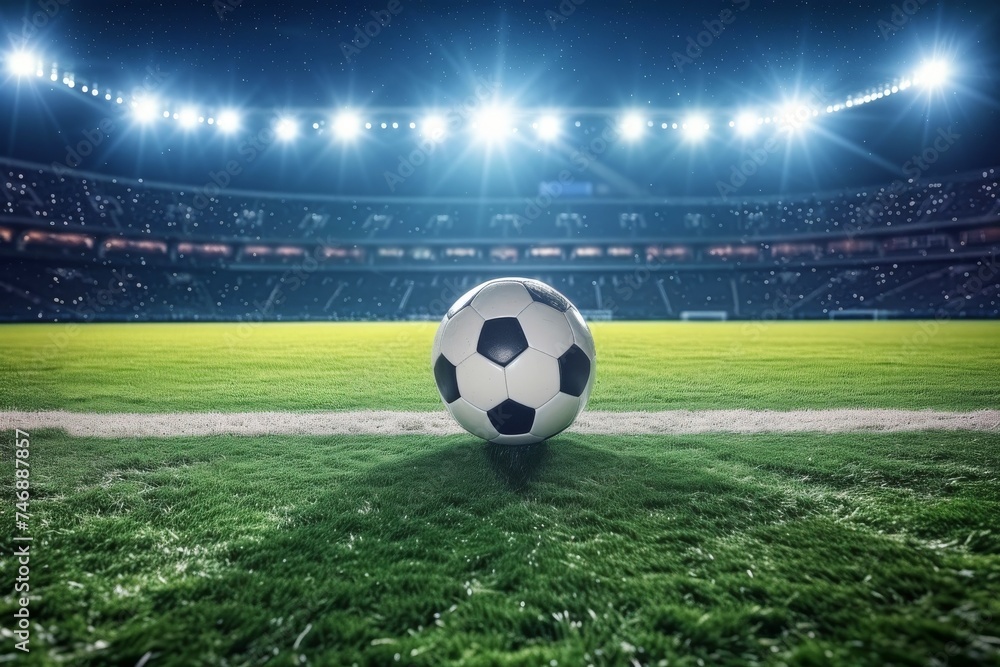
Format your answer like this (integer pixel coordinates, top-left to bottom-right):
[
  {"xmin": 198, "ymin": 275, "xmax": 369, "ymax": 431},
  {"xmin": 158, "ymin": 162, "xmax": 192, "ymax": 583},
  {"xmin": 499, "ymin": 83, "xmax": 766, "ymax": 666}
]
[
  {"xmin": 620, "ymin": 113, "xmax": 645, "ymax": 141},
  {"xmin": 275, "ymin": 117, "xmax": 298, "ymax": 141},
  {"xmin": 914, "ymin": 59, "xmax": 950, "ymax": 88},
  {"xmin": 216, "ymin": 109, "xmax": 241, "ymax": 133},
  {"xmin": 734, "ymin": 112, "xmax": 760, "ymax": 136},
  {"xmin": 472, "ymin": 106, "xmax": 513, "ymax": 143},
  {"xmin": 681, "ymin": 115, "xmax": 710, "ymax": 141},
  {"xmin": 6, "ymin": 50, "xmax": 37, "ymax": 77},
  {"xmin": 333, "ymin": 111, "xmax": 361, "ymax": 140},
  {"xmin": 536, "ymin": 115, "xmax": 561, "ymax": 141},
  {"xmin": 777, "ymin": 101, "xmax": 813, "ymax": 133},
  {"xmin": 131, "ymin": 97, "xmax": 160, "ymax": 124},
  {"xmin": 420, "ymin": 114, "xmax": 446, "ymax": 140},
  {"xmin": 178, "ymin": 107, "xmax": 199, "ymax": 129}
]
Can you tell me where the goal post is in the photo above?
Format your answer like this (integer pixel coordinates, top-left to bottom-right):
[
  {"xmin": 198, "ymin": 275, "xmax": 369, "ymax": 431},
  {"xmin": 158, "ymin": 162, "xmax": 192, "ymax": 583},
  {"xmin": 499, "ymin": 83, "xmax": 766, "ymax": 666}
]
[
  {"xmin": 679, "ymin": 311, "xmax": 729, "ymax": 321},
  {"xmin": 829, "ymin": 309, "xmax": 891, "ymax": 320}
]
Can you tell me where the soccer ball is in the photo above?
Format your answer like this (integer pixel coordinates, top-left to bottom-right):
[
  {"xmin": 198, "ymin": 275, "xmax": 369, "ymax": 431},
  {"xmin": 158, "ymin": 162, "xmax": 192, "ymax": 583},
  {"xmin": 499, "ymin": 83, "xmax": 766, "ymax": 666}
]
[{"xmin": 431, "ymin": 277, "xmax": 596, "ymax": 445}]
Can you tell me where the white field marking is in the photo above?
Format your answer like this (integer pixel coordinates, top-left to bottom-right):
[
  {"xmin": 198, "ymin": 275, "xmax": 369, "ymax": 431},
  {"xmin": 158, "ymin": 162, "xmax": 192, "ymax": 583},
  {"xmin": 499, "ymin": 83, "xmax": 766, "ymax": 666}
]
[{"xmin": 1, "ymin": 409, "xmax": 998, "ymax": 438}]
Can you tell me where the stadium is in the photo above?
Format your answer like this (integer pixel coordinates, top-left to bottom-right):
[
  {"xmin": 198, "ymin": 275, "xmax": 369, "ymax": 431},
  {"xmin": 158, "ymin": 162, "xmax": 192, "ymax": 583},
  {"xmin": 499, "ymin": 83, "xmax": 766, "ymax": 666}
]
[{"xmin": 1, "ymin": 0, "xmax": 999, "ymax": 665}]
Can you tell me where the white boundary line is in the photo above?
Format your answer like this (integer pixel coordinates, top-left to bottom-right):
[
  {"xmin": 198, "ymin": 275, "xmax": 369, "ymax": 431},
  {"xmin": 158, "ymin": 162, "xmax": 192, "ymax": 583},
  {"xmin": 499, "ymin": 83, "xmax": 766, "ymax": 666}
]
[{"xmin": 1, "ymin": 409, "xmax": 998, "ymax": 437}]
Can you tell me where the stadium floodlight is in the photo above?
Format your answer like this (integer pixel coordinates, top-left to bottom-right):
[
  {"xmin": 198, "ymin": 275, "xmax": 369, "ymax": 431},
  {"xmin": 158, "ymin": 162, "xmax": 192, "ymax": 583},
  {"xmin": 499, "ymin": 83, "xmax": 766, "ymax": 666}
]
[
  {"xmin": 420, "ymin": 114, "xmax": 447, "ymax": 140},
  {"xmin": 178, "ymin": 107, "xmax": 199, "ymax": 129},
  {"xmin": 535, "ymin": 115, "xmax": 561, "ymax": 141},
  {"xmin": 275, "ymin": 117, "xmax": 298, "ymax": 141},
  {"xmin": 914, "ymin": 59, "xmax": 950, "ymax": 87},
  {"xmin": 620, "ymin": 113, "xmax": 645, "ymax": 140},
  {"xmin": 333, "ymin": 111, "xmax": 361, "ymax": 139},
  {"xmin": 131, "ymin": 96, "xmax": 160, "ymax": 124},
  {"xmin": 216, "ymin": 109, "xmax": 241, "ymax": 133},
  {"xmin": 734, "ymin": 112, "xmax": 759, "ymax": 136},
  {"xmin": 472, "ymin": 106, "xmax": 513, "ymax": 142},
  {"xmin": 681, "ymin": 115, "xmax": 710, "ymax": 141},
  {"xmin": 777, "ymin": 100, "xmax": 812, "ymax": 132},
  {"xmin": 6, "ymin": 50, "xmax": 37, "ymax": 77}
]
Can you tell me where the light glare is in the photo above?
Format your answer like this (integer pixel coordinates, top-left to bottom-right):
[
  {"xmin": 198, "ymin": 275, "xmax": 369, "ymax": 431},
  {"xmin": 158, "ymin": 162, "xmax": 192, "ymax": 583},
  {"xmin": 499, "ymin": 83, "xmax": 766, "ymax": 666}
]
[
  {"xmin": 216, "ymin": 109, "xmax": 241, "ymax": 133},
  {"xmin": 915, "ymin": 59, "xmax": 950, "ymax": 87},
  {"xmin": 778, "ymin": 101, "xmax": 812, "ymax": 132},
  {"xmin": 620, "ymin": 113, "xmax": 645, "ymax": 140},
  {"xmin": 333, "ymin": 111, "xmax": 361, "ymax": 139},
  {"xmin": 682, "ymin": 115, "xmax": 710, "ymax": 140},
  {"xmin": 420, "ymin": 114, "xmax": 446, "ymax": 140},
  {"xmin": 734, "ymin": 112, "xmax": 759, "ymax": 136},
  {"xmin": 536, "ymin": 115, "xmax": 560, "ymax": 141},
  {"xmin": 472, "ymin": 106, "xmax": 512, "ymax": 142},
  {"xmin": 178, "ymin": 107, "xmax": 199, "ymax": 128},
  {"xmin": 6, "ymin": 50, "xmax": 36, "ymax": 77},
  {"xmin": 275, "ymin": 117, "xmax": 298, "ymax": 141},
  {"xmin": 132, "ymin": 97, "xmax": 159, "ymax": 123}
]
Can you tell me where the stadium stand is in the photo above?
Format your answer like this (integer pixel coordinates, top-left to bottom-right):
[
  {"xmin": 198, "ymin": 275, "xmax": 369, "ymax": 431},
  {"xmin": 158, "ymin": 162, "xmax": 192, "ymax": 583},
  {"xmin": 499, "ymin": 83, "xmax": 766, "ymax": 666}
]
[{"xmin": 2, "ymin": 159, "xmax": 998, "ymax": 321}]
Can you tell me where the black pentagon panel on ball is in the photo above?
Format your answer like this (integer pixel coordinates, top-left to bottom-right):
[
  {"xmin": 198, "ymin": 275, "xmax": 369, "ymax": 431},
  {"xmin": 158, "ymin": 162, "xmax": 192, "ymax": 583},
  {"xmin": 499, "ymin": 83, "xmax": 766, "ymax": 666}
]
[
  {"xmin": 477, "ymin": 317, "xmax": 528, "ymax": 366},
  {"xmin": 523, "ymin": 280, "xmax": 571, "ymax": 312},
  {"xmin": 558, "ymin": 344, "xmax": 592, "ymax": 397},
  {"xmin": 433, "ymin": 355, "xmax": 461, "ymax": 403},
  {"xmin": 487, "ymin": 399, "xmax": 536, "ymax": 435}
]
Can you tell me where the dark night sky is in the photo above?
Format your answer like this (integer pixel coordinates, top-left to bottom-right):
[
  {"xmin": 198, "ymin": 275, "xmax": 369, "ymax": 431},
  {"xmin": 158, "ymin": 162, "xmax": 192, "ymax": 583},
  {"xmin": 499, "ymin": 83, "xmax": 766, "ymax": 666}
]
[{"xmin": 1, "ymin": 0, "xmax": 999, "ymax": 197}]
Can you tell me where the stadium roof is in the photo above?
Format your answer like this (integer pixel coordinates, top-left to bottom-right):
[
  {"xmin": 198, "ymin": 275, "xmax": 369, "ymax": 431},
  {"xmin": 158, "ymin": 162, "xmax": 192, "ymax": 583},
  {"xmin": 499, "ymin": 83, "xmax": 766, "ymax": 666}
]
[{"xmin": 1, "ymin": 0, "xmax": 998, "ymax": 197}]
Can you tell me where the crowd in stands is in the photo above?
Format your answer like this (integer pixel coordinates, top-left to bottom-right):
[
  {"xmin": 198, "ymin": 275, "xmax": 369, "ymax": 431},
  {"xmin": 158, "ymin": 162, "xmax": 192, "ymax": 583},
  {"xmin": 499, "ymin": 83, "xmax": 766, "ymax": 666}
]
[
  {"xmin": 2, "ymin": 160, "xmax": 997, "ymax": 321},
  {"xmin": 4, "ymin": 162, "xmax": 998, "ymax": 242},
  {"xmin": 2, "ymin": 260, "xmax": 996, "ymax": 322}
]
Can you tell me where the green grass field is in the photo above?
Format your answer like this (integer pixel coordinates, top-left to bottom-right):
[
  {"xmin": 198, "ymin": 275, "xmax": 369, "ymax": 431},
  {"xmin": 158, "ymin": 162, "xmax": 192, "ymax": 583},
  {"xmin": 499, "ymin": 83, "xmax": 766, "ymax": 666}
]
[
  {"xmin": 2, "ymin": 321, "xmax": 999, "ymax": 666},
  {"xmin": 2, "ymin": 321, "xmax": 999, "ymax": 412}
]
